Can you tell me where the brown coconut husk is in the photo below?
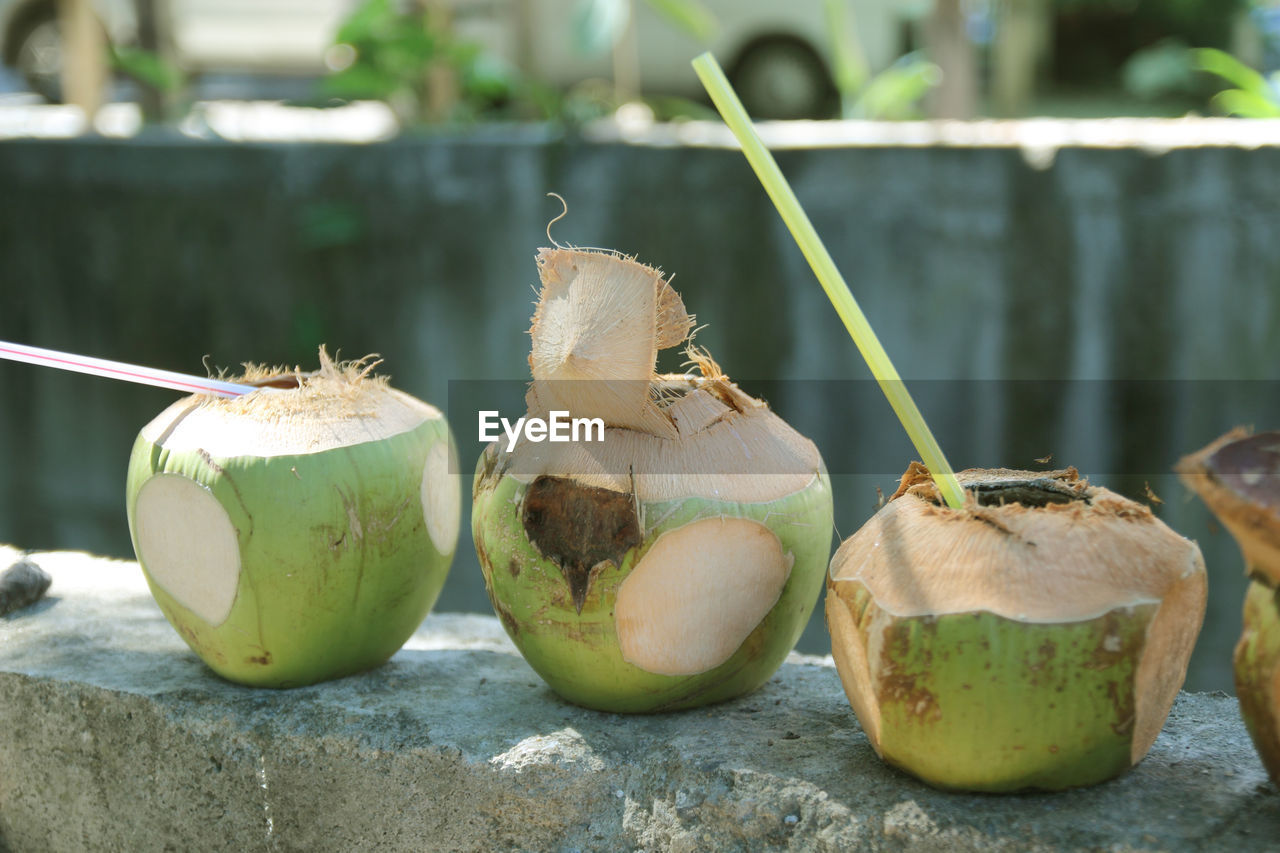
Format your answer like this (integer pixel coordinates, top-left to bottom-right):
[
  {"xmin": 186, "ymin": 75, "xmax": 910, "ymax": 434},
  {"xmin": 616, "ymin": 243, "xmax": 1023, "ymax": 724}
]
[{"xmin": 1177, "ymin": 428, "xmax": 1280, "ymax": 588}]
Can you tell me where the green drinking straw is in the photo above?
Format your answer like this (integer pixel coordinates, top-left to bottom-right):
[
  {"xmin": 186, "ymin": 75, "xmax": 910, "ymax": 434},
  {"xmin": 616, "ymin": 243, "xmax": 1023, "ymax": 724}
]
[{"xmin": 692, "ymin": 52, "xmax": 967, "ymax": 509}]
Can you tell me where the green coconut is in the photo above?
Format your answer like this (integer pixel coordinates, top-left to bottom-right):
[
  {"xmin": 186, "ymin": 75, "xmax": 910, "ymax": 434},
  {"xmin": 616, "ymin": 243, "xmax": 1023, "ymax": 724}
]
[
  {"xmin": 472, "ymin": 247, "xmax": 834, "ymax": 713},
  {"xmin": 126, "ymin": 353, "xmax": 459, "ymax": 687},
  {"xmin": 826, "ymin": 464, "xmax": 1206, "ymax": 792},
  {"xmin": 1178, "ymin": 428, "xmax": 1280, "ymax": 781},
  {"xmin": 1236, "ymin": 579, "xmax": 1280, "ymax": 780}
]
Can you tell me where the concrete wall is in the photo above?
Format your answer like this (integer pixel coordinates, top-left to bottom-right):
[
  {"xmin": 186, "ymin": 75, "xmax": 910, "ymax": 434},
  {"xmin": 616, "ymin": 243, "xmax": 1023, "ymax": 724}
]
[
  {"xmin": 2, "ymin": 124, "xmax": 1279, "ymax": 690},
  {"xmin": 3, "ymin": 548, "xmax": 1275, "ymax": 852}
]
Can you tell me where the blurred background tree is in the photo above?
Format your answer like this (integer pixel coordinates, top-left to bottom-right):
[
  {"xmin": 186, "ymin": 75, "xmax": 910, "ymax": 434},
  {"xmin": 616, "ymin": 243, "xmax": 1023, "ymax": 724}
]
[
  {"xmin": 319, "ymin": 0, "xmax": 521, "ymax": 123},
  {"xmin": 923, "ymin": 0, "xmax": 978, "ymax": 117},
  {"xmin": 56, "ymin": 0, "xmax": 107, "ymax": 115},
  {"xmin": 992, "ymin": 0, "xmax": 1049, "ymax": 115},
  {"xmin": 110, "ymin": 0, "xmax": 185, "ymax": 124}
]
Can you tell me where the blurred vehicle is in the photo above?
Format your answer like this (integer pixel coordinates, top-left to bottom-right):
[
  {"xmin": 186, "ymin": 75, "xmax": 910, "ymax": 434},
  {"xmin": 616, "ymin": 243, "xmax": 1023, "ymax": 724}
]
[
  {"xmin": 0, "ymin": 0, "xmax": 128, "ymax": 100},
  {"xmin": 454, "ymin": 0, "xmax": 901, "ymax": 118},
  {"xmin": 1, "ymin": 0, "xmax": 363, "ymax": 100},
  {"xmin": 0, "ymin": 0, "xmax": 900, "ymax": 118}
]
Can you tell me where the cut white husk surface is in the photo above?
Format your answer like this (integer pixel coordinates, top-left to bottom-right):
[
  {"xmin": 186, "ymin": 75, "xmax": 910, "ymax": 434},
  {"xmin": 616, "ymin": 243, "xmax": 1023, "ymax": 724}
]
[
  {"xmin": 141, "ymin": 350, "xmax": 444, "ymax": 458},
  {"xmin": 828, "ymin": 464, "xmax": 1206, "ymax": 623}
]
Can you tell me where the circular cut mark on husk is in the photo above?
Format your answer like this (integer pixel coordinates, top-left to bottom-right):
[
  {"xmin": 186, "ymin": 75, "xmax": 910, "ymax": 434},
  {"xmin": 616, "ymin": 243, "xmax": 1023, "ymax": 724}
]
[
  {"xmin": 134, "ymin": 473, "xmax": 241, "ymax": 626},
  {"xmin": 615, "ymin": 517, "xmax": 793, "ymax": 675},
  {"xmin": 422, "ymin": 440, "xmax": 460, "ymax": 555}
]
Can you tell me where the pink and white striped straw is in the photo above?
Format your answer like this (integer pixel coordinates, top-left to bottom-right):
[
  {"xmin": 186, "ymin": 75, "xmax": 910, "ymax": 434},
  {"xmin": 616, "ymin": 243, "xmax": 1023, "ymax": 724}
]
[{"xmin": 0, "ymin": 340, "xmax": 254, "ymax": 398}]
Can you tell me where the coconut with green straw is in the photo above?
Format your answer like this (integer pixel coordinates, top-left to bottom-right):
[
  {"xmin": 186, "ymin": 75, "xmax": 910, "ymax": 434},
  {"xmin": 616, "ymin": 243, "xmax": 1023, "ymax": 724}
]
[
  {"xmin": 1179, "ymin": 429, "xmax": 1280, "ymax": 782},
  {"xmin": 693, "ymin": 53, "xmax": 1207, "ymax": 791}
]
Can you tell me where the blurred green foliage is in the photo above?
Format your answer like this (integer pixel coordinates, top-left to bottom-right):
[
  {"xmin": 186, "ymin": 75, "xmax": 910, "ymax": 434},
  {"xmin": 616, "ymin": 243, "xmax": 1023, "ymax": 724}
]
[
  {"xmin": 853, "ymin": 57, "xmax": 941, "ymax": 119},
  {"xmin": 321, "ymin": 0, "xmax": 723, "ymax": 124},
  {"xmin": 1192, "ymin": 47, "xmax": 1280, "ymax": 117},
  {"xmin": 320, "ymin": 0, "xmax": 528, "ymax": 122},
  {"xmin": 111, "ymin": 46, "xmax": 185, "ymax": 95},
  {"xmin": 824, "ymin": 0, "xmax": 938, "ymax": 119},
  {"xmin": 1120, "ymin": 39, "xmax": 1195, "ymax": 100}
]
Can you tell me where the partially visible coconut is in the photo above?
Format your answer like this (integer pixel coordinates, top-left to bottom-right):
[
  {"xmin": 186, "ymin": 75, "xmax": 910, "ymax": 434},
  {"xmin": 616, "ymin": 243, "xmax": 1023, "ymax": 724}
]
[
  {"xmin": 826, "ymin": 464, "xmax": 1206, "ymax": 792},
  {"xmin": 1177, "ymin": 429, "xmax": 1280, "ymax": 588},
  {"xmin": 1236, "ymin": 579, "xmax": 1280, "ymax": 780},
  {"xmin": 1179, "ymin": 428, "xmax": 1280, "ymax": 781},
  {"xmin": 472, "ymin": 248, "xmax": 834, "ymax": 713},
  {"xmin": 127, "ymin": 352, "xmax": 459, "ymax": 687}
]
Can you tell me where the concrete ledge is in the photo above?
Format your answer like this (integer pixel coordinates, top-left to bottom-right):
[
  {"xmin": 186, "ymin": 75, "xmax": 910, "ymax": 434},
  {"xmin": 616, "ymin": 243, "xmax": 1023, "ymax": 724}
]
[{"xmin": 1, "ymin": 545, "xmax": 1276, "ymax": 852}]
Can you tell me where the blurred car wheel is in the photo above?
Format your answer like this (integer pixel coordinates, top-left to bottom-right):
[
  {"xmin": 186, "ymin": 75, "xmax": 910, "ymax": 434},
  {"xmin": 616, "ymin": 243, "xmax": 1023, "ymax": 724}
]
[
  {"xmin": 729, "ymin": 35, "xmax": 836, "ymax": 120},
  {"xmin": 12, "ymin": 5, "xmax": 63, "ymax": 102}
]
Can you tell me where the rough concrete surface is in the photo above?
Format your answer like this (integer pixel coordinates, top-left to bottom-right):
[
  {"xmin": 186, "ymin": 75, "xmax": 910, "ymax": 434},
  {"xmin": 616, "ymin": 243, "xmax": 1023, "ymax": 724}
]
[{"xmin": 0, "ymin": 544, "xmax": 1276, "ymax": 852}]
